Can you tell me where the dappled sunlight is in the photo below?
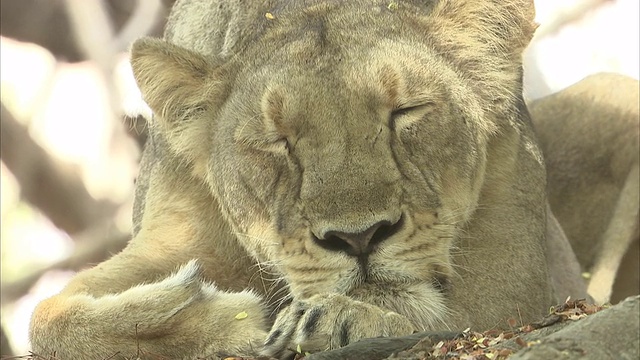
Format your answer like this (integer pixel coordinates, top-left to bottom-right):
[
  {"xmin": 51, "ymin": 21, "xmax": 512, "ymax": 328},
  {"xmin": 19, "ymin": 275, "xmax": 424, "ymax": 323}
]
[
  {"xmin": 1, "ymin": 204, "xmax": 74, "ymax": 280},
  {"xmin": 0, "ymin": 38, "xmax": 56, "ymax": 123},
  {"xmin": 30, "ymin": 63, "xmax": 111, "ymax": 168},
  {"xmin": 1, "ymin": 35, "xmax": 138, "ymax": 353},
  {"xmin": 115, "ymin": 53, "xmax": 153, "ymax": 121},
  {"xmin": 28, "ymin": 58, "xmax": 138, "ymax": 203}
]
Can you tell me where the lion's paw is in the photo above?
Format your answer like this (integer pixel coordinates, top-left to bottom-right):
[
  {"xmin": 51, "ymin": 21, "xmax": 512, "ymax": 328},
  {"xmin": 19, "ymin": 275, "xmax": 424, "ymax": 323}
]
[
  {"xmin": 261, "ymin": 293, "xmax": 415, "ymax": 357},
  {"xmin": 121, "ymin": 260, "xmax": 271, "ymax": 357}
]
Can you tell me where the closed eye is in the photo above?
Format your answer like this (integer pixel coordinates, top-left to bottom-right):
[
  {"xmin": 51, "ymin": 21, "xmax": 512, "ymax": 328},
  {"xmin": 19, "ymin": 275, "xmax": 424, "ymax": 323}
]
[
  {"xmin": 392, "ymin": 104, "xmax": 427, "ymax": 117},
  {"xmin": 390, "ymin": 104, "xmax": 433, "ymax": 130},
  {"xmin": 235, "ymin": 132, "xmax": 291, "ymax": 155}
]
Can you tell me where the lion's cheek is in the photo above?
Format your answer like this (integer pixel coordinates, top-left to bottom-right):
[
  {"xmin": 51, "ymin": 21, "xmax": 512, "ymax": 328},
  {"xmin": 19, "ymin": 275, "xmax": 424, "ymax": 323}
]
[{"xmin": 237, "ymin": 221, "xmax": 282, "ymax": 263}]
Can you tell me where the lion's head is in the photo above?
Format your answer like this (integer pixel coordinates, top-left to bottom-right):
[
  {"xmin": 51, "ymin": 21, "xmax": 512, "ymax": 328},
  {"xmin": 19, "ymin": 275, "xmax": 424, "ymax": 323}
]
[{"xmin": 130, "ymin": 0, "xmax": 549, "ymax": 330}]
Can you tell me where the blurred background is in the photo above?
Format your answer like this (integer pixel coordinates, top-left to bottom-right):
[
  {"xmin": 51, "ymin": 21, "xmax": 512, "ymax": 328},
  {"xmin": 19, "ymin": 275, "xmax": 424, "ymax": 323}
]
[{"xmin": 0, "ymin": 0, "xmax": 638, "ymax": 356}]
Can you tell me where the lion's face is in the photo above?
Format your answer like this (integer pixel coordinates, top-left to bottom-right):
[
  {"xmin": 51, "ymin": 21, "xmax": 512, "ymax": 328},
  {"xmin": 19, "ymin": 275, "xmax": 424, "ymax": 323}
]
[
  {"xmin": 204, "ymin": 38, "xmax": 494, "ymax": 328},
  {"xmin": 130, "ymin": 1, "xmax": 536, "ymax": 330}
]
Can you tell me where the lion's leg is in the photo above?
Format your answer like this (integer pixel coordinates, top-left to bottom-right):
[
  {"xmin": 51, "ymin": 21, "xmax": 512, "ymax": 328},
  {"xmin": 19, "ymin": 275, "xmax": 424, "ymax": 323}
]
[
  {"xmin": 611, "ymin": 236, "xmax": 640, "ymax": 303},
  {"xmin": 545, "ymin": 203, "xmax": 591, "ymax": 302},
  {"xmin": 29, "ymin": 235, "xmax": 270, "ymax": 359},
  {"xmin": 588, "ymin": 164, "xmax": 640, "ymax": 304}
]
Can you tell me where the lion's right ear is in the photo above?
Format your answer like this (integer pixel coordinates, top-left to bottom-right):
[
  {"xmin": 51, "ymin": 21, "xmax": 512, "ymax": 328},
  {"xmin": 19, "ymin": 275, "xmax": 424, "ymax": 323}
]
[
  {"xmin": 130, "ymin": 37, "xmax": 223, "ymax": 125},
  {"xmin": 130, "ymin": 37, "xmax": 229, "ymax": 165}
]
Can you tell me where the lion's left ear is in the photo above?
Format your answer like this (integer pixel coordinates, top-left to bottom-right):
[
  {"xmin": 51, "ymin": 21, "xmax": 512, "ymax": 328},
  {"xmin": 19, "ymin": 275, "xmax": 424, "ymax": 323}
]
[
  {"xmin": 130, "ymin": 37, "xmax": 231, "ymax": 166},
  {"xmin": 428, "ymin": 0, "xmax": 537, "ymax": 56},
  {"xmin": 421, "ymin": 1, "xmax": 536, "ymax": 120},
  {"xmin": 496, "ymin": 0, "xmax": 537, "ymax": 53}
]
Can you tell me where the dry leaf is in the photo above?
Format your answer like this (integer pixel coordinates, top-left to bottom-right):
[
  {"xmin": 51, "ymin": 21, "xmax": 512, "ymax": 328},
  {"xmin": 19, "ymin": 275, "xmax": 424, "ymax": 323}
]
[
  {"xmin": 515, "ymin": 336, "xmax": 527, "ymax": 348},
  {"xmin": 234, "ymin": 311, "xmax": 248, "ymax": 320}
]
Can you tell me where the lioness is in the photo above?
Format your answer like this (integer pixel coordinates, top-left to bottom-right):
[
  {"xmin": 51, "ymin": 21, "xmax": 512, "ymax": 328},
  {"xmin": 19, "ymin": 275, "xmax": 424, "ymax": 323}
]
[{"xmin": 30, "ymin": 0, "xmax": 576, "ymax": 358}]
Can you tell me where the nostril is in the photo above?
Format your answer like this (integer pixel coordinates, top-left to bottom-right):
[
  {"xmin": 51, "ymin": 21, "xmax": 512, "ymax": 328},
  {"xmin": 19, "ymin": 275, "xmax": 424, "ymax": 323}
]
[
  {"xmin": 313, "ymin": 215, "xmax": 404, "ymax": 256},
  {"xmin": 370, "ymin": 215, "xmax": 404, "ymax": 246},
  {"xmin": 313, "ymin": 233, "xmax": 354, "ymax": 253}
]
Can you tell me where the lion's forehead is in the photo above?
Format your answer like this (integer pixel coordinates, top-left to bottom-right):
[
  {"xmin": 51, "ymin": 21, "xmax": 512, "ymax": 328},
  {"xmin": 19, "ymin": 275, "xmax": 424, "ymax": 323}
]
[{"xmin": 238, "ymin": 39, "xmax": 461, "ymax": 127}]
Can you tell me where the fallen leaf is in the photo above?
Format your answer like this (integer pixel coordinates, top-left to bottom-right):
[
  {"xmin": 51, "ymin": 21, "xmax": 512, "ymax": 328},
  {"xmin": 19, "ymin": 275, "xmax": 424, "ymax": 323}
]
[
  {"xmin": 515, "ymin": 336, "xmax": 527, "ymax": 348},
  {"xmin": 234, "ymin": 311, "xmax": 248, "ymax": 320}
]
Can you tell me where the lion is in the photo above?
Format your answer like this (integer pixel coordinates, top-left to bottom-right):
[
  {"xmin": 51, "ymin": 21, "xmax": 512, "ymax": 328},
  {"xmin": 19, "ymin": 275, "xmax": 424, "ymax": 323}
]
[
  {"xmin": 529, "ymin": 73, "xmax": 640, "ymax": 305},
  {"xmin": 29, "ymin": 0, "xmax": 587, "ymax": 358}
]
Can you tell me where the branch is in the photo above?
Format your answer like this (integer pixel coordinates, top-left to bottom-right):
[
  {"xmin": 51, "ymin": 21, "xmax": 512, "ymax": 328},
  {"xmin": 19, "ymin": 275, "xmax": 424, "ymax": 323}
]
[
  {"xmin": 0, "ymin": 221, "xmax": 130, "ymax": 303},
  {"xmin": 1, "ymin": 325, "xmax": 13, "ymax": 356},
  {"xmin": 112, "ymin": 0, "xmax": 166, "ymax": 54},
  {"xmin": 0, "ymin": 103, "xmax": 118, "ymax": 234}
]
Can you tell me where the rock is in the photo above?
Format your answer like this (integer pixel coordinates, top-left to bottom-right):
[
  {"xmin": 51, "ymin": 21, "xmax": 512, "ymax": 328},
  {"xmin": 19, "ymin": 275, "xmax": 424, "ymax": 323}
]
[
  {"xmin": 303, "ymin": 331, "xmax": 461, "ymax": 360},
  {"xmin": 510, "ymin": 296, "xmax": 639, "ymax": 360},
  {"xmin": 301, "ymin": 296, "xmax": 639, "ymax": 360}
]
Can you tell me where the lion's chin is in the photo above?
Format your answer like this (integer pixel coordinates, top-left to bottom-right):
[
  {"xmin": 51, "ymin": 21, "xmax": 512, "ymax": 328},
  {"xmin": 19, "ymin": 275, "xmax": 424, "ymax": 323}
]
[{"xmin": 346, "ymin": 281, "xmax": 450, "ymax": 331}]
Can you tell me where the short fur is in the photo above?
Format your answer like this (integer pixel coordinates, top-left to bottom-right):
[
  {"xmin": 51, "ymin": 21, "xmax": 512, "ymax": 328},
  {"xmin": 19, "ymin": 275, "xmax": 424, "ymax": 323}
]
[
  {"xmin": 30, "ymin": 1, "xmax": 578, "ymax": 358},
  {"xmin": 530, "ymin": 73, "xmax": 640, "ymax": 304}
]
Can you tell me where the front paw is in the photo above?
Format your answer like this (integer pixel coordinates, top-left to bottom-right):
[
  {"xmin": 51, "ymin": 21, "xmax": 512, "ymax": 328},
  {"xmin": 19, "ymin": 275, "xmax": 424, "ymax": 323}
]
[{"xmin": 262, "ymin": 293, "xmax": 415, "ymax": 357}]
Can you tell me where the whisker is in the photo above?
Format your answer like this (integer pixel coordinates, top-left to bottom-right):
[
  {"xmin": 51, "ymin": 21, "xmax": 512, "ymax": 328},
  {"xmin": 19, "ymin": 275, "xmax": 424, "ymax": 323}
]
[{"xmin": 269, "ymin": 291, "xmax": 294, "ymax": 317}]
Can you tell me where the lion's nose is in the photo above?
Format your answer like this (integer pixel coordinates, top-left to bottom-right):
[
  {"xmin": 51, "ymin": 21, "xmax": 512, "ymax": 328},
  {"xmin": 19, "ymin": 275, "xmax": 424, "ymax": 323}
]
[{"xmin": 313, "ymin": 216, "xmax": 404, "ymax": 256}]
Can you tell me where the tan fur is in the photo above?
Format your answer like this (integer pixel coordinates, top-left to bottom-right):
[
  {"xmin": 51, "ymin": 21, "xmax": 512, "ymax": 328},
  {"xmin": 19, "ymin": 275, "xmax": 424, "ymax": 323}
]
[
  {"xmin": 545, "ymin": 203, "xmax": 592, "ymax": 302},
  {"xmin": 29, "ymin": 1, "xmax": 577, "ymax": 358},
  {"xmin": 530, "ymin": 73, "xmax": 640, "ymax": 304}
]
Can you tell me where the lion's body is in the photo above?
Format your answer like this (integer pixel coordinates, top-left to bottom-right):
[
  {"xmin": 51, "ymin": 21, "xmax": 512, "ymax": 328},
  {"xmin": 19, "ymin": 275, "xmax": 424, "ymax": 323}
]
[
  {"xmin": 28, "ymin": 1, "xmax": 596, "ymax": 358},
  {"xmin": 530, "ymin": 73, "xmax": 640, "ymax": 305}
]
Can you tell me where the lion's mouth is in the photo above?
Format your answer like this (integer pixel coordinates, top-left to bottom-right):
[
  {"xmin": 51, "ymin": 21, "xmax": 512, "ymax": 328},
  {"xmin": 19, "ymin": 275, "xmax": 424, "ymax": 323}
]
[
  {"xmin": 341, "ymin": 263, "xmax": 434, "ymax": 298},
  {"xmin": 346, "ymin": 279, "xmax": 420, "ymax": 298}
]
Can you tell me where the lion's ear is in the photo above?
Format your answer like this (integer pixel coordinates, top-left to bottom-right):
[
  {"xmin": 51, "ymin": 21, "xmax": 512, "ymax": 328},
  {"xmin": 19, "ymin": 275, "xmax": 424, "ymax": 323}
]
[
  {"xmin": 423, "ymin": 1, "xmax": 536, "ymax": 119},
  {"xmin": 130, "ymin": 37, "xmax": 230, "ymax": 166},
  {"xmin": 430, "ymin": 0, "xmax": 537, "ymax": 55}
]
